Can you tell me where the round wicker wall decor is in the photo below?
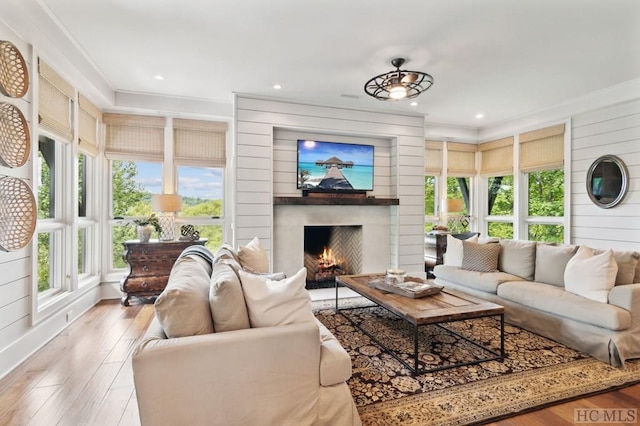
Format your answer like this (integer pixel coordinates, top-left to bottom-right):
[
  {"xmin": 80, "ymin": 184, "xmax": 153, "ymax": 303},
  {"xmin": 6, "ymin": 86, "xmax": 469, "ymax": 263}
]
[
  {"xmin": 0, "ymin": 40, "xmax": 29, "ymax": 98},
  {"xmin": 0, "ymin": 102, "xmax": 30, "ymax": 168},
  {"xmin": 0, "ymin": 176, "xmax": 36, "ymax": 252}
]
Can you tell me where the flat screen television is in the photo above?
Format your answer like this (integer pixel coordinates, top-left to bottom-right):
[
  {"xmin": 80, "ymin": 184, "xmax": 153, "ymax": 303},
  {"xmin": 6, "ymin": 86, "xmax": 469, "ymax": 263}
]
[{"xmin": 297, "ymin": 139, "xmax": 374, "ymax": 191}]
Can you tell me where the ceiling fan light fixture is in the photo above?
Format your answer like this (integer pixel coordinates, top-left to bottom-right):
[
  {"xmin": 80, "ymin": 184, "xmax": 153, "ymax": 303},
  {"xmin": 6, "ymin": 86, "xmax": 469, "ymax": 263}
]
[
  {"xmin": 389, "ymin": 84, "xmax": 407, "ymax": 99},
  {"xmin": 364, "ymin": 57, "xmax": 434, "ymax": 101}
]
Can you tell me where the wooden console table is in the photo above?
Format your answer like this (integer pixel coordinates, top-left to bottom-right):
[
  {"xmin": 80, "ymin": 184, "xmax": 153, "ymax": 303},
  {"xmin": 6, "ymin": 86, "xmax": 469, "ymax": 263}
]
[{"xmin": 120, "ymin": 239, "xmax": 206, "ymax": 306}]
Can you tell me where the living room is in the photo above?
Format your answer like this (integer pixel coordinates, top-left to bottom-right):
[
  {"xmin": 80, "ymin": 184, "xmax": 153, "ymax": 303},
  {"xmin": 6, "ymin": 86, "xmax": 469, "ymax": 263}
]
[{"xmin": 1, "ymin": 1, "xmax": 639, "ymax": 424}]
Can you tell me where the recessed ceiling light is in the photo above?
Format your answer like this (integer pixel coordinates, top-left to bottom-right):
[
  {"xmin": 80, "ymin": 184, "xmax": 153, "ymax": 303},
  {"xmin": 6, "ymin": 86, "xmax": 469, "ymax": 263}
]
[
  {"xmin": 410, "ymin": 102, "xmax": 418, "ymax": 107},
  {"xmin": 154, "ymin": 75, "xmax": 164, "ymax": 80},
  {"xmin": 475, "ymin": 113, "xmax": 484, "ymax": 119},
  {"xmin": 273, "ymin": 84, "xmax": 282, "ymax": 90}
]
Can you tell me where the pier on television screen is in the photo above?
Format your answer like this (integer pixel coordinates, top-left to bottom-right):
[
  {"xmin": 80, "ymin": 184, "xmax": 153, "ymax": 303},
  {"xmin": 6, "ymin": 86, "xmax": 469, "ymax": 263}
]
[{"xmin": 296, "ymin": 140, "xmax": 374, "ymax": 191}]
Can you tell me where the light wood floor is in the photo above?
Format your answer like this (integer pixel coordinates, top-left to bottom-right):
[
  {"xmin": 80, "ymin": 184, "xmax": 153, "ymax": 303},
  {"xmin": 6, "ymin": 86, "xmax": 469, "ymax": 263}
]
[{"xmin": 1, "ymin": 301, "xmax": 639, "ymax": 426}]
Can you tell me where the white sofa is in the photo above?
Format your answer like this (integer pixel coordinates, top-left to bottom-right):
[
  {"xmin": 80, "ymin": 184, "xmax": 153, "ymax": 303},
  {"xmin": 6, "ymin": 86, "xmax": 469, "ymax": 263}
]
[
  {"xmin": 132, "ymin": 242, "xmax": 361, "ymax": 426},
  {"xmin": 433, "ymin": 238, "xmax": 640, "ymax": 367}
]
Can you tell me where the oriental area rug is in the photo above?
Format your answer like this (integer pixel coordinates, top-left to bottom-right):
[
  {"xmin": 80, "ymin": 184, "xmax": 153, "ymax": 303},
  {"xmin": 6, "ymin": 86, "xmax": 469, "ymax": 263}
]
[{"xmin": 312, "ymin": 298, "xmax": 640, "ymax": 426}]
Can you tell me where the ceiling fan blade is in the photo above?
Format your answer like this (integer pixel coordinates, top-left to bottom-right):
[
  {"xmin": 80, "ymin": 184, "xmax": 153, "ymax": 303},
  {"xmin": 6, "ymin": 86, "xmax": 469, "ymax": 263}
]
[{"xmin": 401, "ymin": 73, "xmax": 418, "ymax": 84}]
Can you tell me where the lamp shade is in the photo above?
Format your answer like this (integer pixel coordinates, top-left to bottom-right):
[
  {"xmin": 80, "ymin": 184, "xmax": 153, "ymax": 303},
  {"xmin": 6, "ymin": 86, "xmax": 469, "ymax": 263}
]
[
  {"xmin": 447, "ymin": 198, "xmax": 464, "ymax": 213},
  {"xmin": 151, "ymin": 194, "xmax": 182, "ymax": 212}
]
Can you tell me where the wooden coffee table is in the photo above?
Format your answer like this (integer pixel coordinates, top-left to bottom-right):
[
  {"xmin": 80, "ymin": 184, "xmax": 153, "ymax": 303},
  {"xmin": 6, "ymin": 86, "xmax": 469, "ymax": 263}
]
[{"xmin": 335, "ymin": 274, "xmax": 505, "ymax": 375}]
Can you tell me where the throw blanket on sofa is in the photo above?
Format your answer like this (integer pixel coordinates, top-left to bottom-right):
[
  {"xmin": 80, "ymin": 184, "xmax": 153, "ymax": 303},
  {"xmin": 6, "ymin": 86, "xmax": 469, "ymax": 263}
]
[{"xmin": 178, "ymin": 245, "xmax": 215, "ymax": 268}]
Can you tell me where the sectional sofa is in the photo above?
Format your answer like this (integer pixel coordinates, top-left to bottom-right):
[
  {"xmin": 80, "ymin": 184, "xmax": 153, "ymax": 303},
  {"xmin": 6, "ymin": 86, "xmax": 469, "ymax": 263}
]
[
  {"xmin": 132, "ymin": 240, "xmax": 361, "ymax": 426},
  {"xmin": 433, "ymin": 237, "xmax": 640, "ymax": 367}
]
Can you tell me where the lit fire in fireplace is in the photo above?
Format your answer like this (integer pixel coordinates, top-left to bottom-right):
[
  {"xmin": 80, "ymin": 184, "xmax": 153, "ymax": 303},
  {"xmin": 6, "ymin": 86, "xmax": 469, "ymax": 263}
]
[{"xmin": 315, "ymin": 247, "xmax": 346, "ymax": 281}]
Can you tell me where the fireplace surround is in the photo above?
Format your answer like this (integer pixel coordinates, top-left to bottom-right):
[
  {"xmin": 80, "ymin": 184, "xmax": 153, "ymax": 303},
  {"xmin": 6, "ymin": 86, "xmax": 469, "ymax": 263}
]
[{"xmin": 273, "ymin": 205, "xmax": 392, "ymax": 279}]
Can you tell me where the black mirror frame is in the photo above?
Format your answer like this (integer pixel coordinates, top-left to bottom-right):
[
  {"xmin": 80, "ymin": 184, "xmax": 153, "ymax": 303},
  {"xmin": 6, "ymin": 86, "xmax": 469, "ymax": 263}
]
[{"xmin": 586, "ymin": 154, "xmax": 629, "ymax": 209}]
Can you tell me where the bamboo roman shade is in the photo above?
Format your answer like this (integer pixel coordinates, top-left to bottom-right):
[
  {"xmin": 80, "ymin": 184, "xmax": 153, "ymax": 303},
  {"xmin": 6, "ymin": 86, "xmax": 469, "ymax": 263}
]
[
  {"xmin": 479, "ymin": 136, "xmax": 514, "ymax": 176},
  {"xmin": 447, "ymin": 142, "xmax": 477, "ymax": 177},
  {"xmin": 173, "ymin": 118, "xmax": 227, "ymax": 167},
  {"xmin": 424, "ymin": 140, "xmax": 443, "ymax": 176},
  {"xmin": 519, "ymin": 124, "xmax": 565, "ymax": 172},
  {"xmin": 78, "ymin": 95, "xmax": 102, "ymax": 157},
  {"xmin": 38, "ymin": 59, "xmax": 74, "ymax": 142},
  {"xmin": 104, "ymin": 113, "xmax": 165, "ymax": 161}
]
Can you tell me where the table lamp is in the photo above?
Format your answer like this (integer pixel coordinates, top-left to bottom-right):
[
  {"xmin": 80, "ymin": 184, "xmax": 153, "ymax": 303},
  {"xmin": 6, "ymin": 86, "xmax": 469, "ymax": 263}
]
[{"xmin": 151, "ymin": 194, "xmax": 182, "ymax": 241}]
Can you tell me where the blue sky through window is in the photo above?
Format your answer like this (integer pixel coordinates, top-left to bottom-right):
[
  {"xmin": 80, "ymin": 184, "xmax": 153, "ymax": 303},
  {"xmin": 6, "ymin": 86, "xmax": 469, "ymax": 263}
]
[{"xmin": 134, "ymin": 163, "xmax": 223, "ymax": 200}]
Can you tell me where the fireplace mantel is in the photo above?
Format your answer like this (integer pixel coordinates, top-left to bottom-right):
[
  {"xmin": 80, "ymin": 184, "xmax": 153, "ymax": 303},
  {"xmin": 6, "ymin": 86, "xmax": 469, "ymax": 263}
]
[{"xmin": 273, "ymin": 197, "xmax": 399, "ymax": 206}]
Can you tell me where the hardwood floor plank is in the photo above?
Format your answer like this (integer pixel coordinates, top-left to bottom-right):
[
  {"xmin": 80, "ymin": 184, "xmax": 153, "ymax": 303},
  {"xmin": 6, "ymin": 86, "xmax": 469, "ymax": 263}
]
[
  {"xmin": 89, "ymin": 386, "xmax": 135, "ymax": 426},
  {"xmin": 1, "ymin": 300, "xmax": 639, "ymax": 425},
  {"xmin": 0, "ymin": 385, "xmax": 59, "ymax": 426},
  {"xmin": 58, "ymin": 363, "xmax": 122, "ymax": 426},
  {"xmin": 119, "ymin": 391, "xmax": 141, "ymax": 426}
]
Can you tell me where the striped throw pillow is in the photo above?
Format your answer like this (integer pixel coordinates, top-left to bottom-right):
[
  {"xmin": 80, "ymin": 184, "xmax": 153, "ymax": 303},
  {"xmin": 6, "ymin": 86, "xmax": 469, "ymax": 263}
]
[{"xmin": 461, "ymin": 240, "xmax": 500, "ymax": 272}]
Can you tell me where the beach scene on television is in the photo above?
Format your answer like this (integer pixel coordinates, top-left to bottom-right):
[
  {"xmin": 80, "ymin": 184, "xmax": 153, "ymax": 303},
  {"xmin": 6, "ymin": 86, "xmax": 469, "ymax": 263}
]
[{"xmin": 297, "ymin": 140, "xmax": 374, "ymax": 191}]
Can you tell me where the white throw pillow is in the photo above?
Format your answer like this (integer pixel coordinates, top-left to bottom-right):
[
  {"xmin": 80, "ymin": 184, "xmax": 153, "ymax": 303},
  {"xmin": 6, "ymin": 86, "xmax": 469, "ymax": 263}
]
[
  {"xmin": 444, "ymin": 234, "xmax": 478, "ymax": 267},
  {"xmin": 238, "ymin": 237, "xmax": 269, "ymax": 273},
  {"xmin": 239, "ymin": 267, "xmax": 315, "ymax": 328},
  {"xmin": 564, "ymin": 246, "xmax": 618, "ymax": 303}
]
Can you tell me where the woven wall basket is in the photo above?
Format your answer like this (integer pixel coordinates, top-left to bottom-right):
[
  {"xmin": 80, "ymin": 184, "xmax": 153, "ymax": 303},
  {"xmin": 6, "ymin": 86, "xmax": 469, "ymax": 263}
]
[
  {"xmin": 0, "ymin": 102, "xmax": 30, "ymax": 168},
  {"xmin": 0, "ymin": 176, "xmax": 36, "ymax": 252},
  {"xmin": 0, "ymin": 40, "xmax": 29, "ymax": 98}
]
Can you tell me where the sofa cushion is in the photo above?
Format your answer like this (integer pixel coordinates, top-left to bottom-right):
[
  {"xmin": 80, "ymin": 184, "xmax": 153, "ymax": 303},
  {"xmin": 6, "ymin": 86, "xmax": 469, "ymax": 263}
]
[
  {"xmin": 565, "ymin": 246, "xmax": 617, "ymax": 303},
  {"xmin": 317, "ymin": 319, "xmax": 352, "ymax": 386},
  {"xmin": 497, "ymin": 281, "xmax": 630, "ymax": 331},
  {"xmin": 461, "ymin": 240, "xmax": 500, "ymax": 272},
  {"xmin": 154, "ymin": 256, "xmax": 214, "ymax": 338},
  {"xmin": 238, "ymin": 236, "xmax": 269, "ymax": 273},
  {"xmin": 614, "ymin": 251, "xmax": 640, "ymax": 285},
  {"xmin": 209, "ymin": 260, "xmax": 251, "ymax": 332},
  {"xmin": 498, "ymin": 239, "xmax": 536, "ymax": 281},
  {"xmin": 239, "ymin": 267, "xmax": 315, "ymax": 327},
  {"xmin": 444, "ymin": 234, "xmax": 478, "ymax": 267},
  {"xmin": 433, "ymin": 264, "xmax": 521, "ymax": 294},
  {"xmin": 596, "ymin": 250, "xmax": 640, "ymax": 285},
  {"xmin": 213, "ymin": 243, "xmax": 240, "ymax": 265},
  {"xmin": 534, "ymin": 243, "xmax": 578, "ymax": 287}
]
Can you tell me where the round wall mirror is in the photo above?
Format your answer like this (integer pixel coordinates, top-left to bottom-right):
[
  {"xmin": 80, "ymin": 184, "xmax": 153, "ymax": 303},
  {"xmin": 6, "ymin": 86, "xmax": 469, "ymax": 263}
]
[{"xmin": 586, "ymin": 155, "xmax": 629, "ymax": 209}]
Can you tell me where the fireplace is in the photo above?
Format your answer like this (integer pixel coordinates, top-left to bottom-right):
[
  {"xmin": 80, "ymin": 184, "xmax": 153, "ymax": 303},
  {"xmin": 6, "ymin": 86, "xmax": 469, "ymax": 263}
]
[{"xmin": 303, "ymin": 225, "xmax": 362, "ymax": 289}]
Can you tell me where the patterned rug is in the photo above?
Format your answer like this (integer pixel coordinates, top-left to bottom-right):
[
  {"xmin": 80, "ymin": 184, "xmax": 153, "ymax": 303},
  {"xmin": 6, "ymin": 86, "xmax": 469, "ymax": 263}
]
[{"xmin": 312, "ymin": 298, "xmax": 640, "ymax": 425}]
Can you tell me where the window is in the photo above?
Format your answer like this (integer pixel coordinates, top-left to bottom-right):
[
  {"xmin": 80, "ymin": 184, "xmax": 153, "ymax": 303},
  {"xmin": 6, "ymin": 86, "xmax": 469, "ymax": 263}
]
[
  {"xmin": 76, "ymin": 151, "xmax": 97, "ymax": 283},
  {"xmin": 424, "ymin": 175, "xmax": 437, "ymax": 231},
  {"xmin": 487, "ymin": 175, "xmax": 514, "ymax": 239},
  {"xmin": 110, "ymin": 160, "xmax": 163, "ymax": 269},
  {"xmin": 520, "ymin": 124, "xmax": 566, "ymax": 243},
  {"xmin": 446, "ymin": 176, "xmax": 472, "ymax": 233},
  {"xmin": 36, "ymin": 136, "xmax": 66, "ymax": 298},
  {"xmin": 177, "ymin": 165, "xmax": 224, "ymax": 251},
  {"xmin": 527, "ymin": 169, "xmax": 564, "ymax": 243}
]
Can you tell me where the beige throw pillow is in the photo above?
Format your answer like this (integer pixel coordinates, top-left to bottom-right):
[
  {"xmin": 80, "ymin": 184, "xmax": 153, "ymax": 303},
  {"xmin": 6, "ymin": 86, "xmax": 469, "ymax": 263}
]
[
  {"xmin": 444, "ymin": 234, "xmax": 478, "ymax": 267},
  {"xmin": 595, "ymin": 250, "xmax": 640, "ymax": 285},
  {"xmin": 498, "ymin": 239, "xmax": 536, "ymax": 280},
  {"xmin": 209, "ymin": 260, "xmax": 250, "ymax": 332},
  {"xmin": 239, "ymin": 267, "xmax": 315, "ymax": 328},
  {"xmin": 154, "ymin": 257, "xmax": 214, "ymax": 338},
  {"xmin": 461, "ymin": 240, "xmax": 500, "ymax": 273},
  {"xmin": 564, "ymin": 246, "xmax": 618, "ymax": 303},
  {"xmin": 534, "ymin": 243, "xmax": 578, "ymax": 287},
  {"xmin": 238, "ymin": 237, "xmax": 269, "ymax": 273}
]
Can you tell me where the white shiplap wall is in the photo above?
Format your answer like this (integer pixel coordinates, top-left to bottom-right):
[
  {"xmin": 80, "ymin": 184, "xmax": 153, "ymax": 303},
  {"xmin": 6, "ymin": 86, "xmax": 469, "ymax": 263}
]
[
  {"xmin": 0, "ymin": 28, "xmax": 36, "ymax": 375},
  {"xmin": 0, "ymin": 22, "xmax": 102, "ymax": 381},
  {"xmin": 571, "ymin": 99, "xmax": 640, "ymax": 250},
  {"xmin": 235, "ymin": 96, "xmax": 425, "ymax": 272}
]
